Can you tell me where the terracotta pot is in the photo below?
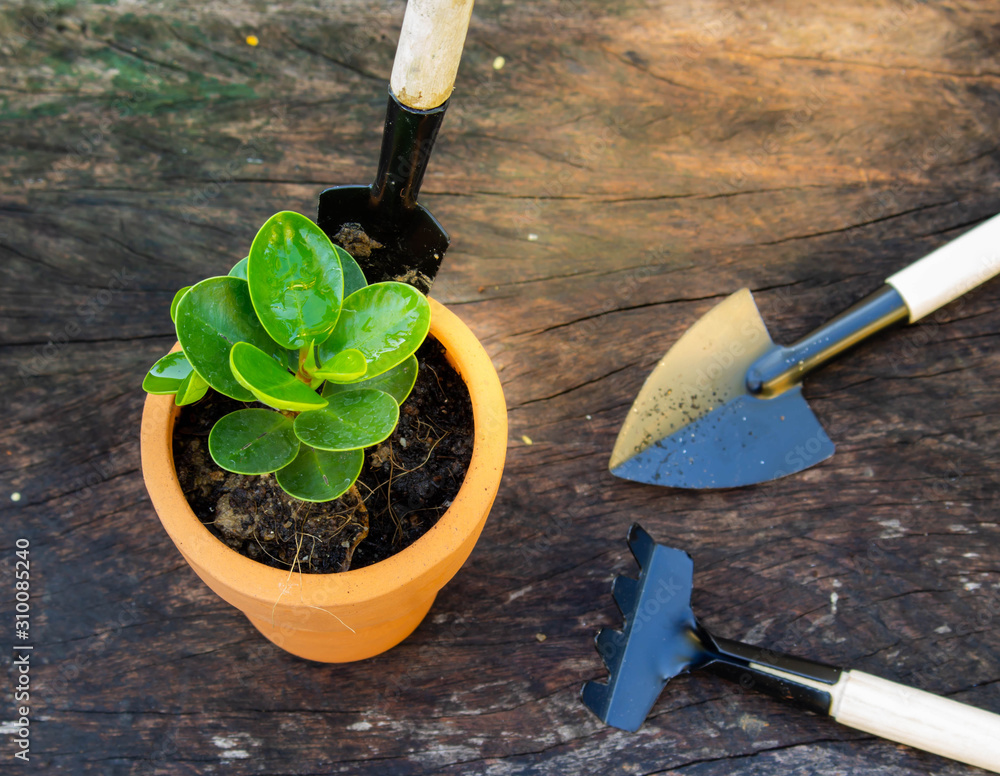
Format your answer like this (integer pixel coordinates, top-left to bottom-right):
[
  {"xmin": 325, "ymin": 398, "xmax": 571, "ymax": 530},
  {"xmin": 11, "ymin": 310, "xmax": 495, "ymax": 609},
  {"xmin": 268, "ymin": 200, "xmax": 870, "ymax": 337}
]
[{"xmin": 140, "ymin": 298, "xmax": 507, "ymax": 662}]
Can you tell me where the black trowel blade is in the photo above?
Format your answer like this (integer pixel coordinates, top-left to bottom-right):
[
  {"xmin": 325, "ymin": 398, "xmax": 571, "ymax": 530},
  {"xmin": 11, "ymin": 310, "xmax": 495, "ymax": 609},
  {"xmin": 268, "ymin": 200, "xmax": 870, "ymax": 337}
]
[{"xmin": 317, "ymin": 185, "xmax": 448, "ymax": 295}]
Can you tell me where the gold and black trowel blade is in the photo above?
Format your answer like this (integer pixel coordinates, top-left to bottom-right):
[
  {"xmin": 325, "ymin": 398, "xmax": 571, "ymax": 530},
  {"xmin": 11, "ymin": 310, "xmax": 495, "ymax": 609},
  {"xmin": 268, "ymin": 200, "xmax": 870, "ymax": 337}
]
[
  {"xmin": 609, "ymin": 214, "xmax": 1000, "ymax": 489},
  {"xmin": 608, "ymin": 289, "xmax": 834, "ymax": 489}
]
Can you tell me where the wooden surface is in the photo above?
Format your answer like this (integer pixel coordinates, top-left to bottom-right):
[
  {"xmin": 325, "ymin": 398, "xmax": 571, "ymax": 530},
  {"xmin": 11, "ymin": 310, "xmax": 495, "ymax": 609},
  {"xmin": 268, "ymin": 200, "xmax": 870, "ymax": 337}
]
[{"xmin": 2, "ymin": 0, "xmax": 999, "ymax": 773}]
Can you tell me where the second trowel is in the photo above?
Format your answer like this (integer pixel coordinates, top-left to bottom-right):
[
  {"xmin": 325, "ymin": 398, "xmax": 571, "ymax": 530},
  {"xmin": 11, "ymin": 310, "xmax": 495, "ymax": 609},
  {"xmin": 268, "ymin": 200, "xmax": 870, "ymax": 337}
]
[
  {"xmin": 316, "ymin": 0, "xmax": 475, "ymax": 294},
  {"xmin": 610, "ymin": 213, "xmax": 1000, "ymax": 489}
]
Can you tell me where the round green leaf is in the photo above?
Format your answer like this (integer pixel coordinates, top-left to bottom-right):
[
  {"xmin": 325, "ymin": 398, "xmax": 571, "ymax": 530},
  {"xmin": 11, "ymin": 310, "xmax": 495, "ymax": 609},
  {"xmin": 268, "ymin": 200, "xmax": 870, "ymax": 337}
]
[
  {"xmin": 315, "ymin": 348, "xmax": 367, "ymax": 382},
  {"xmin": 229, "ymin": 341, "xmax": 328, "ymax": 412},
  {"xmin": 175, "ymin": 276, "xmax": 287, "ymax": 401},
  {"xmin": 341, "ymin": 249, "xmax": 367, "ymax": 297},
  {"xmin": 229, "ymin": 256, "xmax": 249, "ymax": 280},
  {"xmin": 209, "ymin": 409, "xmax": 300, "ymax": 475},
  {"xmin": 322, "ymin": 354, "xmax": 418, "ymax": 405},
  {"xmin": 275, "ymin": 446, "xmax": 363, "ymax": 502},
  {"xmin": 174, "ymin": 369, "xmax": 209, "ymax": 406},
  {"xmin": 169, "ymin": 286, "xmax": 191, "ymax": 323},
  {"xmin": 247, "ymin": 211, "xmax": 345, "ymax": 350},
  {"xmin": 293, "ymin": 390, "xmax": 399, "ymax": 451},
  {"xmin": 317, "ymin": 282, "xmax": 430, "ymax": 381},
  {"xmin": 143, "ymin": 351, "xmax": 194, "ymax": 394}
]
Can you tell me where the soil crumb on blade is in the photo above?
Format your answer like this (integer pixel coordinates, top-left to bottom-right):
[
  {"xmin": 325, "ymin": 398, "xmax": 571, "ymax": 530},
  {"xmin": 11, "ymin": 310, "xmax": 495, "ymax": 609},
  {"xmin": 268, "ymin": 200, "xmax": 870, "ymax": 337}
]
[
  {"xmin": 331, "ymin": 222, "xmax": 384, "ymax": 259},
  {"xmin": 173, "ymin": 338, "xmax": 473, "ymax": 573}
]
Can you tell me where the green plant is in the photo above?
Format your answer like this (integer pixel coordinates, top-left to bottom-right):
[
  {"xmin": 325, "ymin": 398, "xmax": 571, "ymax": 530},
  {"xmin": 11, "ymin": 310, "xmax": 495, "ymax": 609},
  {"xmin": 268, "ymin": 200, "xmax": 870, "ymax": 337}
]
[{"xmin": 143, "ymin": 211, "xmax": 430, "ymax": 502}]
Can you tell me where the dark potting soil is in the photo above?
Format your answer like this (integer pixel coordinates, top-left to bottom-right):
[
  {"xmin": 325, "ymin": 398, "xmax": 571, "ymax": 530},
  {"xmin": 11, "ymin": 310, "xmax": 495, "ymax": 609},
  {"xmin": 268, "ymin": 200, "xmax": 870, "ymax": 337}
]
[{"xmin": 172, "ymin": 337, "xmax": 474, "ymax": 573}]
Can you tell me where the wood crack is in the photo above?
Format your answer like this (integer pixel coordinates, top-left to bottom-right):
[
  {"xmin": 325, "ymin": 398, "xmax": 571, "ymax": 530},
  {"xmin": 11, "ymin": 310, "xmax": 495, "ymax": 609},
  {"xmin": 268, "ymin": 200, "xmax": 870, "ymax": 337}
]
[
  {"xmin": 280, "ymin": 32, "xmax": 383, "ymax": 83},
  {"xmin": 758, "ymin": 200, "xmax": 958, "ymax": 246}
]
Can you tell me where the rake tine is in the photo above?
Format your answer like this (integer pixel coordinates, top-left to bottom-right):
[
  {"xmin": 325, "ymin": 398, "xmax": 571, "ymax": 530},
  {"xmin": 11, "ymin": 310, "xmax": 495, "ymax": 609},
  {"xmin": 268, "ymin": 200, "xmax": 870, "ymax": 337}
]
[
  {"xmin": 626, "ymin": 523, "xmax": 655, "ymax": 568},
  {"xmin": 612, "ymin": 575, "xmax": 639, "ymax": 616}
]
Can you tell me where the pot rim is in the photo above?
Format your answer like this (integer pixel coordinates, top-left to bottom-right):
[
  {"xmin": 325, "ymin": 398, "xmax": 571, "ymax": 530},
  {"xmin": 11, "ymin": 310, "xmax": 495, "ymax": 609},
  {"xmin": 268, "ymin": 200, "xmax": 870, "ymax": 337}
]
[{"xmin": 140, "ymin": 297, "xmax": 507, "ymax": 608}]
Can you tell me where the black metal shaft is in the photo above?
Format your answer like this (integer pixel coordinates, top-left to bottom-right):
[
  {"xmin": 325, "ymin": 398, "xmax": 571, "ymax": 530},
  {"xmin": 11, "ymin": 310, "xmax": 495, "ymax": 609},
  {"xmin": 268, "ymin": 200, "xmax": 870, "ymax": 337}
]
[
  {"xmin": 702, "ymin": 632, "xmax": 843, "ymax": 716},
  {"xmin": 370, "ymin": 90, "xmax": 448, "ymax": 214},
  {"xmin": 746, "ymin": 285, "xmax": 909, "ymax": 397}
]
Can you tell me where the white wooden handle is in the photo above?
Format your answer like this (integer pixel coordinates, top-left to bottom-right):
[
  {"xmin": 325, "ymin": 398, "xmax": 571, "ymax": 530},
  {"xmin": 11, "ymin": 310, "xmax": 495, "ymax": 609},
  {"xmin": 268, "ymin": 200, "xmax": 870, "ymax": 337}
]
[
  {"xmin": 390, "ymin": 0, "xmax": 475, "ymax": 111},
  {"xmin": 830, "ymin": 669, "xmax": 1000, "ymax": 772},
  {"xmin": 886, "ymin": 212, "xmax": 1000, "ymax": 322}
]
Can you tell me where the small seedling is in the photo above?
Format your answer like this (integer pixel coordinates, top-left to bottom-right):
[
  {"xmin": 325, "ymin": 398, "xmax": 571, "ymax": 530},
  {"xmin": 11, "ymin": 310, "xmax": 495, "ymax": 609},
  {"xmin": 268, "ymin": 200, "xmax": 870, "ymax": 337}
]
[{"xmin": 143, "ymin": 211, "xmax": 430, "ymax": 502}]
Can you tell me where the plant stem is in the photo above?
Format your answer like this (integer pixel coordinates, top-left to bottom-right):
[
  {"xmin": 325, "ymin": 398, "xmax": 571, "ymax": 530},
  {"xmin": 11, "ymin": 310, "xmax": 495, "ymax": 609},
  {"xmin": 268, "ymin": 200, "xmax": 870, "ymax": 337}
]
[{"xmin": 296, "ymin": 347, "xmax": 312, "ymax": 385}]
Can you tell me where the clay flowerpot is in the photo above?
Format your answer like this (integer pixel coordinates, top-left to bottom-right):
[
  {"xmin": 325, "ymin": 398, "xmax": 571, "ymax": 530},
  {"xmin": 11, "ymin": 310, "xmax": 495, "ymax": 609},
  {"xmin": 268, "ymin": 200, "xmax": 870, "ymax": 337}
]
[{"xmin": 140, "ymin": 298, "xmax": 506, "ymax": 662}]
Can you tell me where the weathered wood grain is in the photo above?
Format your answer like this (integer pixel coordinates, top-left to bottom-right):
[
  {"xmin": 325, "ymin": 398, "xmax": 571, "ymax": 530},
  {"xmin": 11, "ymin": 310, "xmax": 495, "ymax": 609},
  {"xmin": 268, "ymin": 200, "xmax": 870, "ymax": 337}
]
[{"xmin": 1, "ymin": 0, "xmax": 998, "ymax": 773}]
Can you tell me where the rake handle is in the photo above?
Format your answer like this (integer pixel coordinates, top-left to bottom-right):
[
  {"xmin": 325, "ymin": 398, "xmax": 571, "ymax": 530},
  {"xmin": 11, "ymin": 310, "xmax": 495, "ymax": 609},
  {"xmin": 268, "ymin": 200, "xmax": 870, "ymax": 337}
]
[
  {"xmin": 390, "ymin": 0, "xmax": 475, "ymax": 111},
  {"xmin": 728, "ymin": 645, "xmax": 1000, "ymax": 772},
  {"xmin": 830, "ymin": 670, "xmax": 1000, "ymax": 773}
]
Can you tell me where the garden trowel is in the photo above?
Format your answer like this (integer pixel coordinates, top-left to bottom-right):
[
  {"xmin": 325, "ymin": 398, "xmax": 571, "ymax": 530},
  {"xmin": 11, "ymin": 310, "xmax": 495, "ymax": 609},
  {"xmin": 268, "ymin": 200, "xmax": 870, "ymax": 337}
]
[
  {"xmin": 582, "ymin": 524, "xmax": 1000, "ymax": 772},
  {"xmin": 610, "ymin": 213, "xmax": 1000, "ymax": 488},
  {"xmin": 317, "ymin": 0, "xmax": 474, "ymax": 294}
]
